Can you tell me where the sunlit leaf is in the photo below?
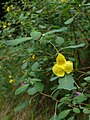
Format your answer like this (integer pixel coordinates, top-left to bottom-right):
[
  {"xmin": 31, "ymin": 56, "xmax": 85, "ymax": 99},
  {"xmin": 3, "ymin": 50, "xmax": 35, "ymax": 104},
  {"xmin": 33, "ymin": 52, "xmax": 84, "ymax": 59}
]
[
  {"xmin": 5, "ymin": 37, "xmax": 32, "ymax": 46},
  {"xmin": 84, "ymin": 76, "xmax": 90, "ymax": 82},
  {"xmin": 30, "ymin": 31, "xmax": 41, "ymax": 40},
  {"xmin": 45, "ymin": 27, "xmax": 67, "ymax": 35},
  {"xmin": 61, "ymin": 43, "xmax": 85, "ymax": 50},
  {"xmin": 50, "ymin": 76, "xmax": 59, "ymax": 81},
  {"xmin": 55, "ymin": 37, "xmax": 64, "ymax": 46},
  {"xmin": 83, "ymin": 108, "xmax": 90, "ymax": 114},
  {"xmin": 21, "ymin": 62, "xmax": 28, "ymax": 70},
  {"xmin": 59, "ymin": 109, "xmax": 71, "ymax": 119},
  {"xmin": 73, "ymin": 107, "xmax": 80, "ymax": 113},
  {"xmin": 31, "ymin": 62, "xmax": 39, "ymax": 71},
  {"xmin": 58, "ymin": 75, "xmax": 76, "ymax": 90},
  {"xmin": 83, "ymin": 3, "xmax": 90, "ymax": 6},
  {"xmin": 64, "ymin": 17, "xmax": 74, "ymax": 25}
]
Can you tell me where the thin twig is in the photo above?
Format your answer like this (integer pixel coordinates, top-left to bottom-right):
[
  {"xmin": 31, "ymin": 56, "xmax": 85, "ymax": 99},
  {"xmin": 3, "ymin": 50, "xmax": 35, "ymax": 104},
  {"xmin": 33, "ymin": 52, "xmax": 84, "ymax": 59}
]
[
  {"xmin": 40, "ymin": 92, "xmax": 59, "ymax": 102},
  {"xmin": 79, "ymin": 67, "xmax": 90, "ymax": 71}
]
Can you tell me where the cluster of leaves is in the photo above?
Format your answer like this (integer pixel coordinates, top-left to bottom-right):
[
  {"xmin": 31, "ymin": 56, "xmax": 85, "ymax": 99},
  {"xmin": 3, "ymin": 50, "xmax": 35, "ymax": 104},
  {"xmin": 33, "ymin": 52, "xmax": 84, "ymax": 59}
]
[{"xmin": 0, "ymin": 0, "xmax": 90, "ymax": 119}]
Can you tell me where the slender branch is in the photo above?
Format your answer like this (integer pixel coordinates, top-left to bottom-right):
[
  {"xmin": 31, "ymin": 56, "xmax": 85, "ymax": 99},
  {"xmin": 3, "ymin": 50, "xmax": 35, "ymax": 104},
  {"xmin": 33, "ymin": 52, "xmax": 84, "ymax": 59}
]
[
  {"xmin": 77, "ymin": 73, "xmax": 86, "ymax": 80},
  {"xmin": 74, "ymin": 81, "xmax": 80, "ymax": 89},
  {"xmin": 74, "ymin": 70, "xmax": 86, "ymax": 74},
  {"xmin": 79, "ymin": 67, "xmax": 90, "ymax": 71},
  {"xmin": 40, "ymin": 92, "xmax": 59, "ymax": 102},
  {"xmin": 31, "ymin": 93, "xmax": 39, "ymax": 100},
  {"xmin": 54, "ymin": 102, "xmax": 58, "ymax": 120}
]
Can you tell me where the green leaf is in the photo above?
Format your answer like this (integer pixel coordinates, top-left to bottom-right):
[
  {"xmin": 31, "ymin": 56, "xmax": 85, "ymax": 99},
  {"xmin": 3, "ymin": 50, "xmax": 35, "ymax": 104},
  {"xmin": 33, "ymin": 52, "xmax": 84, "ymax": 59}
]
[
  {"xmin": 14, "ymin": 100, "xmax": 29, "ymax": 112},
  {"xmin": 45, "ymin": 27, "xmax": 67, "ymax": 35},
  {"xmin": 89, "ymin": 115, "xmax": 90, "ymax": 120},
  {"xmin": 15, "ymin": 84, "xmax": 29, "ymax": 95},
  {"xmin": 58, "ymin": 103, "xmax": 64, "ymax": 108},
  {"xmin": 31, "ymin": 62, "xmax": 39, "ymax": 71},
  {"xmin": 67, "ymin": 116, "xmax": 74, "ymax": 120},
  {"xmin": 52, "ymin": 90, "xmax": 60, "ymax": 99},
  {"xmin": 27, "ymin": 87, "xmax": 38, "ymax": 95},
  {"xmin": 86, "ymin": 71, "xmax": 90, "ymax": 74},
  {"xmin": 50, "ymin": 76, "xmax": 59, "ymax": 81},
  {"xmin": 30, "ymin": 31, "xmax": 41, "ymax": 40},
  {"xmin": 59, "ymin": 109, "xmax": 71, "ymax": 119},
  {"xmin": 5, "ymin": 37, "xmax": 32, "ymax": 46},
  {"xmin": 58, "ymin": 75, "xmax": 76, "ymax": 90},
  {"xmin": 21, "ymin": 62, "xmax": 28, "ymax": 70},
  {"xmin": 64, "ymin": 17, "xmax": 74, "ymax": 25},
  {"xmin": 31, "ymin": 78, "xmax": 41, "ymax": 82},
  {"xmin": 61, "ymin": 43, "xmax": 85, "ymax": 50},
  {"xmin": 73, "ymin": 107, "xmax": 80, "ymax": 113},
  {"xmin": 39, "ymin": 25, "xmax": 46, "ymax": 29},
  {"xmin": 75, "ymin": 93, "xmax": 87, "ymax": 103},
  {"xmin": 60, "ymin": 96, "xmax": 69, "ymax": 103},
  {"xmin": 50, "ymin": 115, "xmax": 59, "ymax": 120},
  {"xmin": 83, "ymin": 108, "xmax": 90, "ymax": 114},
  {"xmin": 34, "ymin": 82, "xmax": 44, "ymax": 92},
  {"xmin": 83, "ymin": 3, "xmax": 90, "ymax": 6},
  {"xmin": 27, "ymin": 47, "xmax": 35, "ymax": 53},
  {"xmin": 28, "ymin": 78, "xmax": 41, "ymax": 84},
  {"xmin": 68, "ymin": 57, "xmax": 76, "ymax": 62},
  {"xmin": 36, "ymin": 9, "xmax": 43, "ymax": 13},
  {"xmin": 84, "ymin": 76, "xmax": 90, "ymax": 82},
  {"xmin": 29, "ymin": 71, "xmax": 35, "ymax": 77},
  {"xmin": 81, "ymin": 82, "xmax": 87, "ymax": 87},
  {"xmin": 55, "ymin": 37, "xmax": 64, "ymax": 46}
]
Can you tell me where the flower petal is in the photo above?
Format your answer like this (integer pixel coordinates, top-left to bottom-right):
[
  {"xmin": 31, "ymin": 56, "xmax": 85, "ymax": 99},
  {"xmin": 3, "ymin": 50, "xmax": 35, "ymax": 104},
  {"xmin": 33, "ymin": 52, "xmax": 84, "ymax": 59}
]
[
  {"xmin": 63, "ymin": 61, "xmax": 73, "ymax": 74},
  {"xmin": 56, "ymin": 53, "xmax": 66, "ymax": 65},
  {"xmin": 52, "ymin": 64, "xmax": 65, "ymax": 77}
]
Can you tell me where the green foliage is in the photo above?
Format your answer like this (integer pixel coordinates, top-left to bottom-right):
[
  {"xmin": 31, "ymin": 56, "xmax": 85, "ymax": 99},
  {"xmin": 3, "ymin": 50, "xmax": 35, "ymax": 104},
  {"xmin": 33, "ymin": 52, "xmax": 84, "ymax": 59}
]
[
  {"xmin": 15, "ymin": 84, "xmax": 29, "ymax": 95},
  {"xmin": 73, "ymin": 107, "xmax": 80, "ymax": 113},
  {"xmin": 59, "ymin": 109, "xmax": 71, "ymax": 119},
  {"xmin": 84, "ymin": 76, "xmax": 90, "ymax": 82},
  {"xmin": 27, "ymin": 87, "xmax": 38, "ymax": 95},
  {"xmin": 14, "ymin": 100, "xmax": 29, "ymax": 112},
  {"xmin": 67, "ymin": 116, "xmax": 74, "ymax": 120},
  {"xmin": 58, "ymin": 75, "xmax": 76, "ymax": 90},
  {"xmin": 5, "ymin": 37, "xmax": 32, "ymax": 46},
  {"xmin": 0, "ymin": 0, "xmax": 90, "ymax": 119},
  {"xmin": 30, "ymin": 31, "xmax": 41, "ymax": 40},
  {"xmin": 64, "ymin": 17, "xmax": 74, "ymax": 25},
  {"xmin": 74, "ymin": 93, "xmax": 87, "ymax": 103}
]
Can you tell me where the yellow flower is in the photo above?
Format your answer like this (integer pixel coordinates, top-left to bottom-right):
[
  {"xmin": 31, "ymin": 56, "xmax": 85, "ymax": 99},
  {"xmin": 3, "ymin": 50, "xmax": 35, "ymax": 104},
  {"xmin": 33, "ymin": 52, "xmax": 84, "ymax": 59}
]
[
  {"xmin": 52, "ymin": 53, "xmax": 73, "ymax": 77},
  {"xmin": 3, "ymin": 25, "xmax": 7, "ymax": 29},
  {"xmin": 9, "ymin": 75, "xmax": 12, "ymax": 79},
  {"xmin": 0, "ymin": 66, "xmax": 3, "ymax": 69},
  {"xmin": 32, "ymin": 54, "xmax": 35, "ymax": 60},
  {"xmin": 6, "ymin": 7, "xmax": 10, "ymax": 12},
  {"xmin": 7, "ymin": 23, "xmax": 10, "ymax": 26},
  {"xmin": 61, "ymin": 0, "xmax": 67, "ymax": 3},
  {"xmin": 10, "ymin": 5, "xmax": 13, "ymax": 8},
  {"xmin": 9, "ymin": 79, "xmax": 15, "ymax": 83}
]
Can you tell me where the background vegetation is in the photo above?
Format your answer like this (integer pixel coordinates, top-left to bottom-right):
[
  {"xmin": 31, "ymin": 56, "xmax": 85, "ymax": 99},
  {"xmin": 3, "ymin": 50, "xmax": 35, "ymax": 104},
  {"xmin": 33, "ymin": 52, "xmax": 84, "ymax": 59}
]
[{"xmin": 0, "ymin": 0, "xmax": 90, "ymax": 120}]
